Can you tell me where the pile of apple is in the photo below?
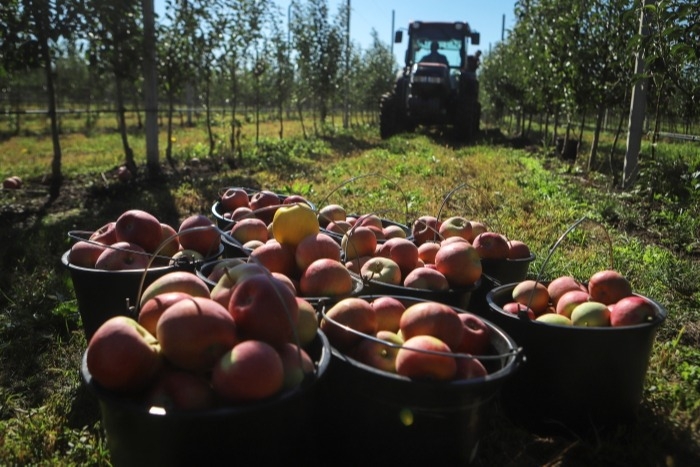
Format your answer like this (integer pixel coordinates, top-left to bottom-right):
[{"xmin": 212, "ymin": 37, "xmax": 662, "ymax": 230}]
[
  {"xmin": 3, "ymin": 176, "xmax": 23, "ymax": 189},
  {"xmin": 319, "ymin": 296, "xmax": 494, "ymax": 381},
  {"xmin": 317, "ymin": 204, "xmax": 410, "ymax": 242},
  {"xmin": 67, "ymin": 209, "xmax": 222, "ymax": 270},
  {"xmin": 500, "ymin": 270, "xmax": 659, "ymax": 327},
  {"xmin": 86, "ymin": 266, "xmax": 321, "ymax": 411},
  {"xmin": 217, "ymin": 187, "xmax": 313, "ymax": 226},
  {"xmin": 220, "ymin": 202, "xmax": 357, "ymax": 299}
]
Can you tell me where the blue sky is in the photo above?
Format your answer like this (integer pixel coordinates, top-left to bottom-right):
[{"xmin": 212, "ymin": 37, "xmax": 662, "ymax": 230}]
[{"xmin": 155, "ymin": 0, "xmax": 517, "ymax": 62}]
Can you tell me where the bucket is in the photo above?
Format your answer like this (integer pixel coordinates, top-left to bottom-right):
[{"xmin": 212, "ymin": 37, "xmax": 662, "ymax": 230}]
[
  {"xmin": 314, "ymin": 295, "xmax": 521, "ymax": 465},
  {"xmin": 211, "ymin": 188, "xmax": 316, "ymax": 230},
  {"xmin": 81, "ymin": 330, "xmax": 331, "ymax": 467},
  {"xmin": 220, "ymin": 232, "xmax": 253, "ymax": 259},
  {"xmin": 486, "ymin": 283, "xmax": 667, "ymax": 434},
  {"xmin": 480, "ymin": 253, "xmax": 536, "ymax": 285}
]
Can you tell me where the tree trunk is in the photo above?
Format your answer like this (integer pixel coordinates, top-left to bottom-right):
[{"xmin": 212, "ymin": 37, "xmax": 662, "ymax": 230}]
[
  {"xmin": 587, "ymin": 104, "xmax": 605, "ymax": 173},
  {"xmin": 115, "ymin": 76, "xmax": 136, "ymax": 174},
  {"xmin": 41, "ymin": 33, "xmax": 62, "ymax": 200}
]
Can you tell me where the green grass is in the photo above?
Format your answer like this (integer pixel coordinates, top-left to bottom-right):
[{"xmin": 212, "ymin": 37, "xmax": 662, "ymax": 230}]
[{"xmin": 1, "ymin": 118, "xmax": 699, "ymax": 465}]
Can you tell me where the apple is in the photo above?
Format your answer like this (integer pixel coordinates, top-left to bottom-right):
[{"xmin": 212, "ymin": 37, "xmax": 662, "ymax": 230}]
[
  {"xmin": 282, "ymin": 194, "xmax": 312, "ymax": 207},
  {"xmin": 376, "ymin": 237, "xmax": 419, "ymax": 278},
  {"xmin": 396, "ymin": 335, "xmax": 456, "ymax": 381},
  {"xmin": 341, "ymin": 226, "xmax": 378, "ymax": 260},
  {"xmin": 326, "ymin": 220, "xmax": 353, "ymax": 237},
  {"xmin": 403, "ymin": 266, "xmax": 450, "ymax": 291},
  {"xmin": 147, "ymin": 368, "xmax": 215, "ymax": 411},
  {"xmin": 89, "ymin": 222, "xmax": 118, "ymax": 245},
  {"xmin": 317, "ymin": 204, "xmax": 347, "ymax": 228},
  {"xmin": 249, "ymin": 240, "xmax": 297, "ymax": 277},
  {"xmin": 205, "ymin": 258, "xmax": 247, "ymax": 283},
  {"xmin": 156, "ymin": 296, "xmax": 239, "ymax": 372},
  {"xmin": 68, "ymin": 240, "xmax": 107, "ymax": 268},
  {"xmin": 555, "ymin": 289, "xmax": 590, "ymax": 318},
  {"xmin": 278, "ymin": 342, "xmax": 315, "ymax": 389},
  {"xmin": 117, "ymin": 166, "xmax": 132, "ymax": 182},
  {"xmin": 86, "ymin": 316, "xmax": 162, "ymax": 393},
  {"xmin": 249, "ymin": 190, "xmax": 281, "ymax": 210},
  {"xmin": 115, "ymin": 209, "xmax": 163, "ymax": 254},
  {"xmin": 169, "ymin": 249, "xmax": 204, "ymax": 267},
  {"xmin": 178, "ymin": 214, "xmax": 221, "ymax": 258},
  {"xmin": 295, "ymin": 233, "xmax": 342, "ymax": 272},
  {"xmin": 434, "ymin": 241, "xmax": 482, "ymax": 288},
  {"xmin": 399, "ymin": 301, "xmax": 463, "ymax": 351},
  {"xmin": 139, "ymin": 270, "xmax": 211, "ymax": 308},
  {"xmin": 507, "ymin": 240, "xmax": 532, "ymax": 260},
  {"xmin": 360, "ymin": 256, "xmax": 402, "ymax": 286},
  {"xmin": 210, "ymin": 263, "xmax": 268, "ymax": 308},
  {"xmin": 383, "ymin": 224, "xmax": 407, "ymax": 239},
  {"xmin": 439, "ymin": 216, "xmax": 473, "ymax": 241},
  {"xmin": 320, "ymin": 297, "xmax": 377, "ymax": 352},
  {"xmin": 3, "ymin": 176, "xmax": 22, "ymax": 189},
  {"xmin": 350, "ymin": 330, "xmax": 403, "ymax": 373},
  {"xmin": 512, "ymin": 280, "xmax": 551, "ymax": 316},
  {"xmin": 294, "ymin": 297, "xmax": 319, "ymax": 347},
  {"xmin": 231, "ymin": 206, "xmax": 254, "ymax": 221},
  {"xmin": 472, "ymin": 231, "xmax": 510, "ymax": 260},
  {"xmin": 467, "ymin": 221, "xmax": 488, "ymax": 242},
  {"xmin": 158, "ymin": 223, "xmax": 181, "ymax": 258},
  {"xmin": 212, "ymin": 340, "xmax": 285, "ymax": 402},
  {"xmin": 370, "ymin": 296, "xmax": 406, "ymax": 333},
  {"xmin": 228, "ymin": 217, "xmax": 269, "ymax": 245},
  {"xmin": 417, "ymin": 241, "xmax": 440, "ymax": 265},
  {"xmin": 300, "ymin": 258, "xmax": 355, "ymax": 297},
  {"xmin": 455, "ymin": 313, "xmax": 491, "ymax": 356},
  {"xmin": 548, "ymin": 275, "xmax": 587, "ymax": 307},
  {"xmin": 356, "ymin": 214, "xmax": 384, "ymax": 230},
  {"xmin": 94, "ymin": 241, "xmax": 150, "ymax": 270},
  {"xmin": 454, "ymin": 354, "xmax": 488, "ymax": 380},
  {"xmin": 610, "ymin": 295, "xmax": 657, "ymax": 326},
  {"xmin": 570, "ymin": 301, "xmax": 611, "ymax": 327},
  {"xmin": 536, "ymin": 313, "xmax": 573, "ymax": 326},
  {"xmin": 138, "ymin": 291, "xmax": 192, "ymax": 336},
  {"xmin": 588, "ymin": 269, "xmax": 633, "ymax": 305},
  {"xmin": 242, "ymin": 239, "xmax": 264, "ymax": 250},
  {"xmin": 220, "ymin": 188, "xmax": 250, "ymax": 212},
  {"xmin": 228, "ymin": 273, "xmax": 299, "ymax": 349},
  {"xmin": 345, "ymin": 255, "xmax": 373, "ymax": 274},
  {"xmin": 271, "ymin": 203, "xmax": 320, "ymax": 248},
  {"xmin": 502, "ymin": 301, "xmax": 536, "ymax": 320},
  {"xmin": 411, "ymin": 215, "xmax": 441, "ymax": 246}
]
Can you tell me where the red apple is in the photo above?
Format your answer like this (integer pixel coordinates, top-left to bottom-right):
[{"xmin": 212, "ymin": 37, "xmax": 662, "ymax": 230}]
[
  {"xmin": 472, "ymin": 231, "xmax": 510, "ymax": 260},
  {"xmin": 548, "ymin": 275, "xmax": 587, "ymax": 307},
  {"xmin": 228, "ymin": 273, "xmax": 299, "ymax": 349},
  {"xmin": 295, "ymin": 233, "xmax": 342, "ymax": 272},
  {"xmin": 212, "ymin": 340, "xmax": 284, "ymax": 402},
  {"xmin": 94, "ymin": 241, "xmax": 150, "ymax": 270},
  {"xmin": 403, "ymin": 266, "xmax": 450, "ymax": 291},
  {"xmin": 86, "ymin": 316, "xmax": 162, "ymax": 393},
  {"xmin": 178, "ymin": 214, "xmax": 221, "ymax": 258},
  {"xmin": 555, "ymin": 289, "xmax": 590, "ymax": 318},
  {"xmin": 350, "ymin": 330, "xmax": 402, "ymax": 373},
  {"xmin": 512, "ymin": 280, "xmax": 551, "ymax": 316},
  {"xmin": 156, "ymin": 296, "xmax": 239, "ymax": 372},
  {"xmin": 610, "ymin": 295, "xmax": 657, "ymax": 326},
  {"xmin": 345, "ymin": 255, "xmax": 373, "ymax": 274},
  {"xmin": 588, "ymin": 269, "xmax": 633, "ymax": 305},
  {"xmin": 396, "ymin": 335, "xmax": 456, "ymax": 381},
  {"xmin": 278, "ymin": 342, "xmax": 315, "ymax": 389},
  {"xmin": 147, "ymin": 368, "xmax": 215, "ymax": 411},
  {"xmin": 115, "ymin": 209, "xmax": 163, "ymax": 254},
  {"xmin": 434, "ymin": 241, "xmax": 482, "ymax": 288},
  {"xmin": 220, "ymin": 188, "xmax": 250, "ymax": 212},
  {"xmin": 300, "ymin": 258, "xmax": 355, "ymax": 297},
  {"xmin": 282, "ymin": 194, "xmax": 312, "ymax": 207},
  {"xmin": 117, "ymin": 166, "xmax": 132, "ymax": 182},
  {"xmin": 3, "ymin": 176, "xmax": 22, "ymax": 189},
  {"xmin": 228, "ymin": 217, "xmax": 269, "ymax": 244},
  {"xmin": 317, "ymin": 204, "xmax": 347, "ymax": 228},
  {"xmin": 467, "ymin": 221, "xmax": 488, "ymax": 242},
  {"xmin": 417, "ymin": 241, "xmax": 440, "ymax": 265},
  {"xmin": 370, "ymin": 296, "xmax": 406, "ymax": 333},
  {"xmin": 376, "ymin": 237, "xmax": 419, "ymax": 278},
  {"xmin": 383, "ymin": 224, "xmax": 407, "ymax": 239},
  {"xmin": 249, "ymin": 190, "xmax": 280, "ymax": 210},
  {"xmin": 439, "ymin": 216, "xmax": 473, "ymax": 241},
  {"xmin": 356, "ymin": 214, "xmax": 384, "ymax": 230},
  {"xmin": 68, "ymin": 240, "xmax": 107, "ymax": 268},
  {"xmin": 158, "ymin": 223, "xmax": 181, "ymax": 258},
  {"xmin": 411, "ymin": 215, "xmax": 441, "ymax": 246},
  {"xmin": 249, "ymin": 240, "xmax": 297, "ymax": 277},
  {"xmin": 231, "ymin": 206, "xmax": 254, "ymax": 221},
  {"xmin": 455, "ymin": 313, "xmax": 491, "ymax": 356},
  {"xmin": 502, "ymin": 301, "xmax": 536, "ymax": 320},
  {"xmin": 138, "ymin": 291, "xmax": 192, "ymax": 336},
  {"xmin": 89, "ymin": 222, "xmax": 118, "ymax": 245},
  {"xmin": 507, "ymin": 240, "xmax": 532, "ymax": 260},
  {"xmin": 320, "ymin": 297, "xmax": 377, "ymax": 351},
  {"xmin": 454, "ymin": 355, "xmax": 488, "ymax": 380},
  {"xmin": 210, "ymin": 263, "xmax": 268, "ymax": 308},
  {"xmin": 341, "ymin": 225, "xmax": 378, "ymax": 260},
  {"xmin": 139, "ymin": 270, "xmax": 211, "ymax": 308},
  {"xmin": 399, "ymin": 301, "xmax": 463, "ymax": 351},
  {"xmin": 360, "ymin": 256, "xmax": 402, "ymax": 285}
]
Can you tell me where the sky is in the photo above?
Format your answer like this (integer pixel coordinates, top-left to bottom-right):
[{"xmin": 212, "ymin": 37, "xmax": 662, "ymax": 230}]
[{"xmin": 154, "ymin": 0, "xmax": 517, "ymax": 63}]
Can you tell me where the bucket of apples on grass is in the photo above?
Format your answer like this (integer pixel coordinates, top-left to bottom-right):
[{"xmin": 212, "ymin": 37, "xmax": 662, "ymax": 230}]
[
  {"xmin": 62, "ymin": 209, "xmax": 224, "ymax": 340},
  {"xmin": 79, "ymin": 218, "xmax": 333, "ymax": 466},
  {"xmin": 484, "ymin": 217, "xmax": 667, "ymax": 435},
  {"xmin": 312, "ymin": 294, "xmax": 522, "ymax": 465}
]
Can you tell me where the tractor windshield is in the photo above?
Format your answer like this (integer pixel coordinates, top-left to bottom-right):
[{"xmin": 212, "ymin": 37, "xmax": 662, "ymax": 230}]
[{"xmin": 408, "ymin": 23, "xmax": 469, "ymax": 69}]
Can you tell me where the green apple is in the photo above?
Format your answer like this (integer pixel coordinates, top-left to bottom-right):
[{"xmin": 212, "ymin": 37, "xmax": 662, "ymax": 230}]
[
  {"xmin": 536, "ymin": 313, "xmax": 573, "ymax": 326},
  {"xmin": 570, "ymin": 301, "xmax": 611, "ymax": 327}
]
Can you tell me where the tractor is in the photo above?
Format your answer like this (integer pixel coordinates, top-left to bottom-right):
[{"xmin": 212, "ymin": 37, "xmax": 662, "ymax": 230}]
[{"xmin": 380, "ymin": 21, "xmax": 482, "ymax": 141}]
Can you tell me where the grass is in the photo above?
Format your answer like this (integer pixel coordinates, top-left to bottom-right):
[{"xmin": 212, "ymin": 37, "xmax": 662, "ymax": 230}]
[{"xmin": 1, "ymin": 115, "xmax": 699, "ymax": 465}]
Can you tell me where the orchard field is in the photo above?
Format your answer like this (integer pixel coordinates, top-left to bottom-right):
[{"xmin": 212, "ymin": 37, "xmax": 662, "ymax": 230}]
[{"xmin": 1, "ymin": 118, "xmax": 699, "ymax": 466}]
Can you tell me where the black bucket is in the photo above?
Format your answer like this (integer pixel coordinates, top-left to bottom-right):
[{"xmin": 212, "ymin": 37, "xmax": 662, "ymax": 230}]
[
  {"xmin": 486, "ymin": 283, "xmax": 667, "ymax": 435},
  {"xmin": 62, "ymin": 250, "xmax": 182, "ymax": 341},
  {"xmin": 480, "ymin": 253, "xmax": 536, "ymax": 285},
  {"xmin": 314, "ymin": 295, "xmax": 521, "ymax": 465},
  {"xmin": 81, "ymin": 330, "xmax": 331, "ymax": 467},
  {"xmin": 219, "ymin": 233, "xmax": 253, "ymax": 259}
]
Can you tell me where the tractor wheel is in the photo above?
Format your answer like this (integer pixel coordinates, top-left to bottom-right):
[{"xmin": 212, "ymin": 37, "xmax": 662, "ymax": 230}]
[{"xmin": 380, "ymin": 93, "xmax": 399, "ymax": 139}]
